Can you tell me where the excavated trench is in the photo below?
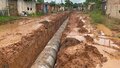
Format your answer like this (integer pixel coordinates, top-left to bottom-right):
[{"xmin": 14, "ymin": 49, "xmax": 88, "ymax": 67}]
[
  {"xmin": 0, "ymin": 11, "xmax": 119, "ymax": 68},
  {"xmin": 55, "ymin": 12, "xmax": 107, "ymax": 68},
  {"xmin": 0, "ymin": 12, "xmax": 69, "ymax": 68},
  {"xmin": 31, "ymin": 12, "xmax": 120, "ymax": 68}
]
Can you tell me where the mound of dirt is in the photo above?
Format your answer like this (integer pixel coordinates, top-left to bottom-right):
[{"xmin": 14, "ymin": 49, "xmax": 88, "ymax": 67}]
[
  {"xmin": 60, "ymin": 38, "xmax": 81, "ymax": 48},
  {"xmin": 77, "ymin": 20, "xmax": 84, "ymax": 28},
  {"xmin": 55, "ymin": 42, "xmax": 107, "ymax": 68},
  {"xmin": 78, "ymin": 27, "xmax": 88, "ymax": 33},
  {"xmin": 84, "ymin": 35, "xmax": 94, "ymax": 43}
]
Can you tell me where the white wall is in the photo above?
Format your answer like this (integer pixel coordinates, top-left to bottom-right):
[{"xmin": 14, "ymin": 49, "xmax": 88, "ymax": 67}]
[
  {"xmin": 17, "ymin": 0, "xmax": 36, "ymax": 15},
  {"xmin": 0, "ymin": 0, "xmax": 7, "ymax": 10}
]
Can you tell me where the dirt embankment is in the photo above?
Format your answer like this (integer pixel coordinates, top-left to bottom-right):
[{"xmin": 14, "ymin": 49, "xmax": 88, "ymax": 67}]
[
  {"xmin": 55, "ymin": 12, "xmax": 107, "ymax": 68},
  {"xmin": 0, "ymin": 12, "xmax": 69, "ymax": 68}
]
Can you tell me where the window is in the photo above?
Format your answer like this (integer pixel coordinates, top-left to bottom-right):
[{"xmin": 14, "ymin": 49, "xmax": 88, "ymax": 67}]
[
  {"xmin": 27, "ymin": 7, "xmax": 29, "ymax": 10},
  {"xmin": 30, "ymin": 8, "xmax": 32, "ymax": 10}
]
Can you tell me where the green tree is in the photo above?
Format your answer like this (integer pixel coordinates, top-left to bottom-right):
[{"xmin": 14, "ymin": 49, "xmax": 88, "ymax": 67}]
[
  {"xmin": 65, "ymin": 0, "xmax": 73, "ymax": 8},
  {"xmin": 85, "ymin": 0, "xmax": 102, "ymax": 10},
  {"xmin": 60, "ymin": 3, "xmax": 65, "ymax": 6},
  {"xmin": 73, "ymin": 3, "xmax": 79, "ymax": 8},
  {"xmin": 49, "ymin": 1, "xmax": 56, "ymax": 7},
  {"xmin": 37, "ymin": 0, "xmax": 44, "ymax": 3}
]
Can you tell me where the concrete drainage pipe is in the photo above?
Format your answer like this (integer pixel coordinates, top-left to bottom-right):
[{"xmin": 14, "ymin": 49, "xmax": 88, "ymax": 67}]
[{"xmin": 31, "ymin": 19, "xmax": 68, "ymax": 68}]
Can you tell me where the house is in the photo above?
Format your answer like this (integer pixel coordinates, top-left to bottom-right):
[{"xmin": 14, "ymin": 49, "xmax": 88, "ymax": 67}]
[
  {"xmin": 106, "ymin": 0, "xmax": 120, "ymax": 19},
  {"xmin": 36, "ymin": 2, "xmax": 62, "ymax": 14},
  {"xmin": 0, "ymin": 0, "xmax": 36, "ymax": 16},
  {"xmin": 36, "ymin": 2, "xmax": 50, "ymax": 14},
  {"xmin": 88, "ymin": 2, "xmax": 95, "ymax": 11},
  {"xmin": 36, "ymin": 3, "xmax": 44, "ymax": 13}
]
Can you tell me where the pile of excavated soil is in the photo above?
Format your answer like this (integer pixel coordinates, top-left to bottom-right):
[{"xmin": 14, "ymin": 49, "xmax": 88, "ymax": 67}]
[
  {"xmin": 55, "ymin": 12, "xmax": 107, "ymax": 68},
  {"xmin": 0, "ymin": 12, "xmax": 69, "ymax": 68},
  {"xmin": 84, "ymin": 35, "xmax": 94, "ymax": 43},
  {"xmin": 78, "ymin": 27, "xmax": 88, "ymax": 33},
  {"xmin": 56, "ymin": 39, "xmax": 107, "ymax": 68}
]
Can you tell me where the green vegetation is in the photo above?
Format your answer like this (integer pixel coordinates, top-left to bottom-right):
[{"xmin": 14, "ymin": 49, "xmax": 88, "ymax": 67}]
[
  {"xmin": 85, "ymin": 0, "xmax": 102, "ymax": 10},
  {"xmin": 37, "ymin": 0, "xmax": 44, "ymax": 3},
  {"xmin": 90, "ymin": 10, "xmax": 120, "ymax": 38},
  {"xmin": 90, "ymin": 10, "xmax": 105, "ymax": 24},
  {"xmin": 65, "ymin": 0, "xmax": 73, "ymax": 8},
  {"xmin": 90, "ymin": 10, "xmax": 120, "ymax": 30},
  {"xmin": 28, "ymin": 12, "xmax": 44, "ymax": 17},
  {"xmin": 50, "ymin": 1, "xmax": 56, "ymax": 7},
  {"xmin": 0, "ymin": 16, "xmax": 19, "ymax": 25}
]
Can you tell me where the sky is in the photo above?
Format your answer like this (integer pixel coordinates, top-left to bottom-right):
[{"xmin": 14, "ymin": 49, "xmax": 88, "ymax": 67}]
[{"xmin": 44, "ymin": 0, "xmax": 86, "ymax": 3}]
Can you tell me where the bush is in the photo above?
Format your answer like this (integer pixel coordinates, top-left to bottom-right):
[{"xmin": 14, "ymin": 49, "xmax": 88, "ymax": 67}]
[{"xmin": 90, "ymin": 10, "xmax": 105, "ymax": 24}]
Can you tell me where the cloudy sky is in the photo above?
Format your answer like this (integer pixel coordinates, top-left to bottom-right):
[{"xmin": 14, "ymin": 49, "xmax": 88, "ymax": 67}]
[{"xmin": 44, "ymin": 0, "xmax": 86, "ymax": 3}]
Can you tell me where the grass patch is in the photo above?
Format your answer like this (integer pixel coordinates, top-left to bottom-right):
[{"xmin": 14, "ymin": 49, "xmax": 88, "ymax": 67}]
[
  {"xmin": 90, "ymin": 10, "xmax": 105, "ymax": 24},
  {"xmin": 90, "ymin": 10, "xmax": 120, "ymax": 38},
  {"xmin": 28, "ymin": 12, "xmax": 44, "ymax": 17},
  {"xmin": 90, "ymin": 10, "xmax": 120, "ymax": 30},
  {"xmin": 0, "ymin": 16, "xmax": 19, "ymax": 25}
]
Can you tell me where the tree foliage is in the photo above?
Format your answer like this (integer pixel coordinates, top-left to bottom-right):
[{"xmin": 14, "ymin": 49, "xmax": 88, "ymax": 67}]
[
  {"xmin": 85, "ymin": 0, "xmax": 102, "ymax": 9},
  {"xmin": 49, "ymin": 1, "xmax": 56, "ymax": 6},
  {"xmin": 65, "ymin": 0, "xmax": 73, "ymax": 7},
  {"xmin": 73, "ymin": 3, "xmax": 79, "ymax": 8},
  {"xmin": 37, "ymin": 0, "xmax": 44, "ymax": 3}
]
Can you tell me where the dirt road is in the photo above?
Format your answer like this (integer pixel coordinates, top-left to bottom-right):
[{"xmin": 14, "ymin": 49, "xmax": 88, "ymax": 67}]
[
  {"xmin": 95, "ymin": 45, "xmax": 120, "ymax": 68},
  {"xmin": 55, "ymin": 12, "xmax": 120, "ymax": 68},
  {"xmin": 0, "ymin": 11, "xmax": 119, "ymax": 68},
  {"xmin": 0, "ymin": 12, "xmax": 69, "ymax": 68}
]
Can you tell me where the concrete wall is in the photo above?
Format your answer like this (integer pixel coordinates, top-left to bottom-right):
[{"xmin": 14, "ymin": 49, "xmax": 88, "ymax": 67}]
[
  {"xmin": 17, "ymin": 0, "xmax": 36, "ymax": 15},
  {"xmin": 0, "ymin": 0, "xmax": 8, "ymax": 16},
  {"xmin": 0, "ymin": 0, "xmax": 36, "ymax": 15},
  {"xmin": 106, "ymin": 0, "xmax": 120, "ymax": 19},
  {"xmin": 0, "ymin": 0, "xmax": 7, "ymax": 10}
]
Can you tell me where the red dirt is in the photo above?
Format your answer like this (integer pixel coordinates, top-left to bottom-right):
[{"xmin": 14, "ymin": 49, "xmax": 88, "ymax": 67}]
[
  {"xmin": 55, "ymin": 12, "xmax": 107, "ymax": 68},
  {"xmin": 77, "ymin": 19, "xmax": 84, "ymax": 28},
  {"xmin": 78, "ymin": 27, "xmax": 88, "ymax": 33},
  {"xmin": 84, "ymin": 35, "xmax": 94, "ymax": 43},
  {"xmin": 56, "ymin": 42, "xmax": 107, "ymax": 68},
  {"xmin": 0, "ymin": 12, "xmax": 69, "ymax": 68}
]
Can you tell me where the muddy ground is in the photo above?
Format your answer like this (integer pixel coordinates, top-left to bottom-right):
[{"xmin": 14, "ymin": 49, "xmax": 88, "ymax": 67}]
[
  {"xmin": 0, "ymin": 12, "xmax": 69, "ymax": 68},
  {"xmin": 55, "ymin": 12, "xmax": 107, "ymax": 68}
]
